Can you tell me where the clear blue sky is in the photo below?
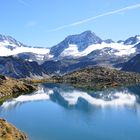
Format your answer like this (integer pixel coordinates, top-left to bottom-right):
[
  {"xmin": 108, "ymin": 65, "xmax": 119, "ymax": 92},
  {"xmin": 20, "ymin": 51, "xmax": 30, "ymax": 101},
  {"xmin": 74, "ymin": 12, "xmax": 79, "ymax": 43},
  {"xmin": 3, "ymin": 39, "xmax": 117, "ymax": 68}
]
[{"xmin": 0, "ymin": 0, "xmax": 140, "ymax": 47}]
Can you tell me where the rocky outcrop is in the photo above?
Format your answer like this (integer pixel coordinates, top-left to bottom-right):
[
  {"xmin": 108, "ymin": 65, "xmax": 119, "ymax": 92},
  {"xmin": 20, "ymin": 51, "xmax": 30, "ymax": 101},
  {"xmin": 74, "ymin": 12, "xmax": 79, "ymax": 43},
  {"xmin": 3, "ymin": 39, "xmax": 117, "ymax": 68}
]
[
  {"xmin": 54, "ymin": 66, "xmax": 140, "ymax": 90},
  {"xmin": 0, "ymin": 119, "xmax": 27, "ymax": 140},
  {"xmin": 0, "ymin": 75, "xmax": 37, "ymax": 103}
]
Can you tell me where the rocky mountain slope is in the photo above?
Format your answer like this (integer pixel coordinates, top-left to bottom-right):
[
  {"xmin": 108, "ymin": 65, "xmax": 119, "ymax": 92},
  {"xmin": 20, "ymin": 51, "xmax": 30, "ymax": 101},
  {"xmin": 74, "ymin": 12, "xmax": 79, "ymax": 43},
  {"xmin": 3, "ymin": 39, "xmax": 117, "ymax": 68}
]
[
  {"xmin": 122, "ymin": 54, "xmax": 140, "ymax": 72},
  {"xmin": 0, "ymin": 56, "xmax": 49, "ymax": 78}
]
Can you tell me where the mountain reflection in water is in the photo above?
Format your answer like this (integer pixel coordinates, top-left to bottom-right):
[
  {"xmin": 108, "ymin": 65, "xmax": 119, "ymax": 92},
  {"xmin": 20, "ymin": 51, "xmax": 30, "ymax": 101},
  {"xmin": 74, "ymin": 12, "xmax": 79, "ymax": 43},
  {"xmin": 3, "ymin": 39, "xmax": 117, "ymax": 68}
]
[
  {"xmin": 1, "ymin": 83, "xmax": 140, "ymax": 111},
  {"xmin": 1, "ymin": 83, "xmax": 140, "ymax": 140}
]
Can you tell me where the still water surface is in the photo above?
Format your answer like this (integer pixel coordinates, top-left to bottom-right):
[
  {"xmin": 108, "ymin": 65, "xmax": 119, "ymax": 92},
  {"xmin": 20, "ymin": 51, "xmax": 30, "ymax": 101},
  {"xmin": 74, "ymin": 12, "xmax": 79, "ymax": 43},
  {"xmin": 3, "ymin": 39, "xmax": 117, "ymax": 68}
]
[{"xmin": 0, "ymin": 83, "xmax": 140, "ymax": 140}]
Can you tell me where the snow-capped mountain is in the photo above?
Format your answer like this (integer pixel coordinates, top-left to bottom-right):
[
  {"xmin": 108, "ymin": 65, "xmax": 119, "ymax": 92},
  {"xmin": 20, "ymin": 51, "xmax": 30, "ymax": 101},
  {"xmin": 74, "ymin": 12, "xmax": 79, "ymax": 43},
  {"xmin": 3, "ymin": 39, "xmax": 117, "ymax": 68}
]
[
  {"xmin": 1, "ymin": 31, "xmax": 140, "ymax": 62},
  {"xmin": 0, "ymin": 34, "xmax": 26, "ymax": 48},
  {"xmin": 41, "ymin": 31, "xmax": 140, "ymax": 74},
  {"xmin": 0, "ymin": 34, "xmax": 52, "ymax": 62},
  {"xmin": 124, "ymin": 35, "xmax": 140, "ymax": 45},
  {"xmin": 0, "ymin": 31, "xmax": 140, "ymax": 77},
  {"xmin": 50, "ymin": 30, "xmax": 102, "ymax": 57},
  {"xmin": 50, "ymin": 31, "xmax": 140, "ymax": 59}
]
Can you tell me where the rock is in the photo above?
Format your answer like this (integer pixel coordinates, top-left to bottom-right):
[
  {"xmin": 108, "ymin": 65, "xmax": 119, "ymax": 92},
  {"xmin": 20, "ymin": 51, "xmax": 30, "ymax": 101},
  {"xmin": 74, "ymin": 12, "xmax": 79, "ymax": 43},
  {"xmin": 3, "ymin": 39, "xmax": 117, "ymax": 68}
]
[{"xmin": 0, "ymin": 75, "xmax": 7, "ymax": 80}]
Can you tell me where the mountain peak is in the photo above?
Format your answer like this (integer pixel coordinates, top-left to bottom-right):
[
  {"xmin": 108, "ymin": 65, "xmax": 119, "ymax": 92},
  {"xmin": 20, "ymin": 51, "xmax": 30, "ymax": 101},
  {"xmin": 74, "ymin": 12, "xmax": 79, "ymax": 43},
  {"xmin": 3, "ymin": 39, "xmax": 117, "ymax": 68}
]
[
  {"xmin": 0, "ymin": 34, "xmax": 16, "ymax": 42},
  {"xmin": 50, "ymin": 30, "xmax": 103, "ymax": 57},
  {"xmin": 80, "ymin": 30, "xmax": 95, "ymax": 35},
  {"xmin": 0, "ymin": 34, "xmax": 26, "ymax": 48},
  {"xmin": 124, "ymin": 35, "xmax": 140, "ymax": 45},
  {"xmin": 65, "ymin": 30, "xmax": 99, "ymax": 42}
]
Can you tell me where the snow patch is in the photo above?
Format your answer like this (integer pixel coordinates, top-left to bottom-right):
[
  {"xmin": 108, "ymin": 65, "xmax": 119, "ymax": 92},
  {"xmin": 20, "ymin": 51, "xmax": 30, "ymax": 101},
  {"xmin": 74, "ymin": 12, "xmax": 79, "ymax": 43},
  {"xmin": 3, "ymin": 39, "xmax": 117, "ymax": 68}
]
[
  {"xmin": 0, "ymin": 46, "xmax": 50, "ymax": 56},
  {"xmin": 136, "ymin": 35, "xmax": 140, "ymax": 42},
  {"xmin": 0, "ymin": 40, "xmax": 52, "ymax": 60},
  {"xmin": 60, "ymin": 42, "xmax": 136, "ymax": 57},
  {"xmin": 60, "ymin": 44, "xmax": 79, "ymax": 57}
]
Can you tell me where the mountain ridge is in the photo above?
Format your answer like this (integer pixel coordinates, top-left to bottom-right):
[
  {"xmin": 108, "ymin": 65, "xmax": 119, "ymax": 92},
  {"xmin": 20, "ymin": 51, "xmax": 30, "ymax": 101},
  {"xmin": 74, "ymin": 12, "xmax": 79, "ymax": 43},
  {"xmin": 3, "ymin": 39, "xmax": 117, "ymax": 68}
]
[
  {"xmin": 1, "ymin": 31, "xmax": 140, "ymax": 60},
  {"xmin": 0, "ymin": 31, "xmax": 140, "ymax": 77}
]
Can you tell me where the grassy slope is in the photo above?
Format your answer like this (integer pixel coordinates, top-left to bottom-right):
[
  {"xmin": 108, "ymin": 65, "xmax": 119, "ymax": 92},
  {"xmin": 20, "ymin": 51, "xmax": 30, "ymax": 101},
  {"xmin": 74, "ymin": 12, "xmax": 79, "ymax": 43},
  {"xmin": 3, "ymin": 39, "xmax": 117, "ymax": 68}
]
[
  {"xmin": 60, "ymin": 67, "xmax": 140, "ymax": 90},
  {"xmin": 0, "ymin": 76, "xmax": 37, "ymax": 104},
  {"xmin": 0, "ymin": 76, "xmax": 37, "ymax": 140},
  {"xmin": 0, "ymin": 119, "xmax": 27, "ymax": 140}
]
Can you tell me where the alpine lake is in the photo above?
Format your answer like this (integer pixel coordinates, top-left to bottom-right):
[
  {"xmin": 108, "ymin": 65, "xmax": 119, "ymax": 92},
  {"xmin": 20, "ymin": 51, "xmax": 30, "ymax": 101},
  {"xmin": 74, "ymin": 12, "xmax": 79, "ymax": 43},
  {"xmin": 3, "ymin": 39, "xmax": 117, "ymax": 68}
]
[{"xmin": 0, "ymin": 83, "xmax": 140, "ymax": 140}]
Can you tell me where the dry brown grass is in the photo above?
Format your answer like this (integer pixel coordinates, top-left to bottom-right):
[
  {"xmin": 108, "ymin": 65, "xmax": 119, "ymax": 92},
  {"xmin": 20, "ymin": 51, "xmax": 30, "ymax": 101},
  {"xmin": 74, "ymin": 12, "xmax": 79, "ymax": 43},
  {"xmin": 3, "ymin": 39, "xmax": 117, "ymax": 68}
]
[
  {"xmin": 0, "ymin": 119, "xmax": 27, "ymax": 140},
  {"xmin": 0, "ymin": 77, "xmax": 37, "ymax": 103}
]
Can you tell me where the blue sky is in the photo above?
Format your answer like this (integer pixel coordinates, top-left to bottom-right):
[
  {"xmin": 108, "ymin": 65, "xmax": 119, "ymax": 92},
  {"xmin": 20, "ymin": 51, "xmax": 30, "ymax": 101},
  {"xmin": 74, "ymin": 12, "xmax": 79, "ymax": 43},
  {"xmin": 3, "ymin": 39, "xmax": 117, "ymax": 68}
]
[{"xmin": 0, "ymin": 0, "xmax": 140, "ymax": 47}]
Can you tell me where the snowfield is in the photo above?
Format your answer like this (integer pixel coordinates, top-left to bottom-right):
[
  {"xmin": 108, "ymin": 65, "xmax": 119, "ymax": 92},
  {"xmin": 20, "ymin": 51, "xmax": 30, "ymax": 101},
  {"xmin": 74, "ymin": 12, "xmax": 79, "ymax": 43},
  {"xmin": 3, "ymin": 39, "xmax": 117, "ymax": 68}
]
[
  {"xmin": 60, "ymin": 42, "xmax": 137, "ymax": 57},
  {"xmin": 0, "ymin": 40, "xmax": 53, "ymax": 59},
  {"xmin": 0, "ymin": 33, "xmax": 140, "ymax": 59}
]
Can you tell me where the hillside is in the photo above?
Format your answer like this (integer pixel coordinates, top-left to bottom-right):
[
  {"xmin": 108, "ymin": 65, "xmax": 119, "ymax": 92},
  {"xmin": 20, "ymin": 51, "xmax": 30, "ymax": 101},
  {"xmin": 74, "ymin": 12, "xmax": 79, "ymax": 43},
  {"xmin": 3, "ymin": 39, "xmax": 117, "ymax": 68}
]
[
  {"xmin": 56, "ymin": 67, "xmax": 140, "ymax": 90},
  {"xmin": 0, "ymin": 75, "xmax": 36, "ymax": 103},
  {"xmin": 0, "ymin": 119, "xmax": 27, "ymax": 140}
]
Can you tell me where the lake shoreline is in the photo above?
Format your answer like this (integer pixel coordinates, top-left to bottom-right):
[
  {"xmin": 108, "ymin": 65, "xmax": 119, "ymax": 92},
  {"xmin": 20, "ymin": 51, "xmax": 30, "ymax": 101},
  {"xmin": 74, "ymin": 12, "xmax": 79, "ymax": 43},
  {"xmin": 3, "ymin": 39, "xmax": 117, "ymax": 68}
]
[
  {"xmin": 0, "ymin": 119, "xmax": 27, "ymax": 140},
  {"xmin": 25, "ymin": 67, "xmax": 140, "ymax": 91},
  {"xmin": 1, "ymin": 83, "xmax": 140, "ymax": 140},
  {"xmin": 1, "ymin": 66, "xmax": 140, "ymax": 140},
  {"xmin": 0, "ymin": 75, "xmax": 37, "ymax": 140},
  {"xmin": 0, "ymin": 75, "xmax": 37, "ymax": 104}
]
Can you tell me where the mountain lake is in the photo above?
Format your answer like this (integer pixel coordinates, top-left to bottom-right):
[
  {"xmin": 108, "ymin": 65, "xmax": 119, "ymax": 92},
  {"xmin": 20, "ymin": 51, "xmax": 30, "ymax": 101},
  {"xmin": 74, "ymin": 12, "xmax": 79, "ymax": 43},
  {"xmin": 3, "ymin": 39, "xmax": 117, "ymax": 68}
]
[{"xmin": 0, "ymin": 83, "xmax": 140, "ymax": 140}]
